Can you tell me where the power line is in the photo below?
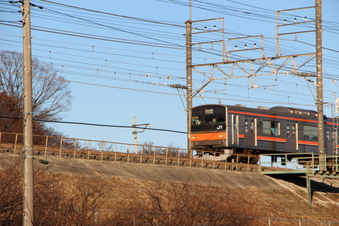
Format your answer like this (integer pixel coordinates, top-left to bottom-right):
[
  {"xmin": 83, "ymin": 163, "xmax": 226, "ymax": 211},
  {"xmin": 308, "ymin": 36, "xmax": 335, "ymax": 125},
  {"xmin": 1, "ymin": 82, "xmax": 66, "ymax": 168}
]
[
  {"xmin": 38, "ymin": 0, "xmax": 184, "ymax": 27},
  {"xmin": 0, "ymin": 22, "xmax": 184, "ymax": 49},
  {"xmin": 0, "ymin": 115, "xmax": 186, "ymax": 134},
  {"xmin": 39, "ymin": 119, "xmax": 187, "ymax": 134},
  {"xmin": 1, "ymin": 0, "xmax": 338, "ymax": 111}
]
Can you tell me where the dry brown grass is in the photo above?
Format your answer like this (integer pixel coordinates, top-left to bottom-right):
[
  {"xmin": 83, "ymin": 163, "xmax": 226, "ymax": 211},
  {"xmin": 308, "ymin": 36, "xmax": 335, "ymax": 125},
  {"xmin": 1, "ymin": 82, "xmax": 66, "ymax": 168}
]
[{"xmin": 0, "ymin": 158, "xmax": 339, "ymax": 225}]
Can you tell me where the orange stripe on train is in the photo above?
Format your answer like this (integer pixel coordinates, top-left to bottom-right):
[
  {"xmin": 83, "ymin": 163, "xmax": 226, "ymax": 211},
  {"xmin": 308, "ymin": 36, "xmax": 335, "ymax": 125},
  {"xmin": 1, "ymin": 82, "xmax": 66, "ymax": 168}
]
[
  {"xmin": 298, "ymin": 140, "xmax": 318, "ymax": 146},
  {"xmin": 192, "ymin": 133, "xmax": 320, "ymax": 146},
  {"xmin": 257, "ymin": 136, "xmax": 286, "ymax": 142},
  {"xmin": 190, "ymin": 132, "xmax": 226, "ymax": 141}
]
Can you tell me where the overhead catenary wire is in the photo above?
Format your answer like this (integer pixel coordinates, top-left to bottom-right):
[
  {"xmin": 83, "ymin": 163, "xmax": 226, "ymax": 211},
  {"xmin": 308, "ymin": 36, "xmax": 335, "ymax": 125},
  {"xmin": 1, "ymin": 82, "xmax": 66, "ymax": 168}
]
[
  {"xmin": 1, "ymin": 2, "xmax": 338, "ymax": 66},
  {"xmin": 1, "ymin": 48, "xmax": 338, "ymax": 105},
  {"xmin": 0, "ymin": 0, "xmax": 338, "ymax": 114},
  {"xmin": 37, "ymin": 0, "xmax": 184, "ymax": 27},
  {"xmin": 0, "ymin": 66, "xmax": 322, "ymax": 109},
  {"xmin": 0, "ymin": 62, "xmax": 337, "ymax": 109}
]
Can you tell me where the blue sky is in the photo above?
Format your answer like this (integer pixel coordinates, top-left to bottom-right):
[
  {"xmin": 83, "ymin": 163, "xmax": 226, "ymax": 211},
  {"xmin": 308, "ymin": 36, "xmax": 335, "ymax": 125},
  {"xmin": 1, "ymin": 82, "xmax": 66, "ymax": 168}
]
[{"xmin": 1, "ymin": 0, "xmax": 339, "ymax": 150}]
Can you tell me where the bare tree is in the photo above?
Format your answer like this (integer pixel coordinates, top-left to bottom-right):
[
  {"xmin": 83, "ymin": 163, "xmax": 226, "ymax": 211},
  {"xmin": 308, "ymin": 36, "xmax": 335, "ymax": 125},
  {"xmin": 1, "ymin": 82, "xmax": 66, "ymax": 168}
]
[
  {"xmin": 0, "ymin": 51, "xmax": 72, "ymax": 120},
  {"xmin": 0, "ymin": 92, "xmax": 49, "ymax": 143}
]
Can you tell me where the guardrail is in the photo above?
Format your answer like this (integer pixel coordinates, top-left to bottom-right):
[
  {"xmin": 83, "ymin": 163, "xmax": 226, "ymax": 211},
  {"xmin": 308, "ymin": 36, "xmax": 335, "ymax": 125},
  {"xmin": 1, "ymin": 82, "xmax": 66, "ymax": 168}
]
[
  {"xmin": 0, "ymin": 131, "xmax": 186, "ymax": 157},
  {"xmin": 259, "ymin": 153, "xmax": 339, "ymax": 204},
  {"xmin": 260, "ymin": 153, "xmax": 339, "ymax": 174},
  {"xmin": 0, "ymin": 131, "xmax": 259, "ymax": 173}
]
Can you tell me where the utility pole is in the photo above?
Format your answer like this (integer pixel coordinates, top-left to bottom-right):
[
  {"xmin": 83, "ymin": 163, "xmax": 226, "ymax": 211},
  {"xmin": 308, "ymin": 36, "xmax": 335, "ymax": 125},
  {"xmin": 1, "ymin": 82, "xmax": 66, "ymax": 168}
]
[
  {"xmin": 185, "ymin": 17, "xmax": 225, "ymax": 158},
  {"xmin": 185, "ymin": 20, "xmax": 193, "ymax": 158},
  {"xmin": 22, "ymin": 0, "xmax": 34, "ymax": 225},
  {"xmin": 189, "ymin": 0, "xmax": 192, "ymax": 21},
  {"xmin": 132, "ymin": 117, "xmax": 150, "ymax": 154},
  {"xmin": 315, "ymin": 0, "xmax": 325, "ymax": 171}
]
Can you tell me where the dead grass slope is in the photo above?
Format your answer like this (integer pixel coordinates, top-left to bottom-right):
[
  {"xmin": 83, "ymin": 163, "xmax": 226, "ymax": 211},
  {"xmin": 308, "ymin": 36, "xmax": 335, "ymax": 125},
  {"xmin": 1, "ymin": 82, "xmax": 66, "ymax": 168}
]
[{"xmin": 0, "ymin": 153, "xmax": 339, "ymax": 225}]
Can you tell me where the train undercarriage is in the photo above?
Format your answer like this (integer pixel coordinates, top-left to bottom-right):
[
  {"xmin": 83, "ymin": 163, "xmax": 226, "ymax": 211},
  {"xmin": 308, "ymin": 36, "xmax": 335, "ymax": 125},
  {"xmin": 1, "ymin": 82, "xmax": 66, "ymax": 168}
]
[{"xmin": 193, "ymin": 147, "xmax": 260, "ymax": 164}]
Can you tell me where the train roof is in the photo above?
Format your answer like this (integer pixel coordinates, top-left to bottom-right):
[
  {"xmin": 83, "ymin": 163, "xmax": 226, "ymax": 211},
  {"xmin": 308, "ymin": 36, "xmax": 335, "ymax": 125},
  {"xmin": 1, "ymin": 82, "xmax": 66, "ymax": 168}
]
[
  {"xmin": 193, "ymin": 104, "xmax": 319, "ymax": 118},
  {"xmin": 269, "ymin": 106, "xmax": 317, "ymax": 117}
]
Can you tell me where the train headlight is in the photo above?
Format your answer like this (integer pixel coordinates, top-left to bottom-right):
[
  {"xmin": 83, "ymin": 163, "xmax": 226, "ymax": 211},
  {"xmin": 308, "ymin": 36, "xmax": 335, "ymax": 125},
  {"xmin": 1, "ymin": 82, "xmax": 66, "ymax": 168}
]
[
  {"xmin": 192, "ymin": 136, "xmax": 196, "ymax": 140},
  {"xmin": 219, "ymin": 134, "xmax": 223, "ymax": 138}
]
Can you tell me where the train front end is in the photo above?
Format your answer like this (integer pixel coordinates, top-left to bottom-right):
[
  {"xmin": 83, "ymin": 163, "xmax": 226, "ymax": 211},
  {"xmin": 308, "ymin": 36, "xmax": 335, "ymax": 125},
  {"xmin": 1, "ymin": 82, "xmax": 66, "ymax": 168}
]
[{"xmin": 190, "ymin": 105, "xmax": 233, "ymax": 161}]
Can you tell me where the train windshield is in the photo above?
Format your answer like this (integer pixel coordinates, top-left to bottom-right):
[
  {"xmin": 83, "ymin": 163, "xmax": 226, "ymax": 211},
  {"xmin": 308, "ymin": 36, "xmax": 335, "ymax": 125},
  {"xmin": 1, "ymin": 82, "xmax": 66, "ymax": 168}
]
[
  {"xmin": 204, "ymin": 115, "xmax": 225, "ymax": 124},
  {"xmin": 191, "ymin": 106, "xmax": 226, "ymax": 131}
]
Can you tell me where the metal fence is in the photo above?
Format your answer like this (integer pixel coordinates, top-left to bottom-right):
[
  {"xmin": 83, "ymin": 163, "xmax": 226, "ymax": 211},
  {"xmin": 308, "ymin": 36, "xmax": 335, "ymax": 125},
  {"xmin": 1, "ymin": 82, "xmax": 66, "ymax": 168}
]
[
  {"xmin": 0, "ymin": 131, "xmax": 259, "ymax": 172},
  {"xmin": 90, "ymin": 212, "xmax": 339, "ymax": 225},
  {"xmin": 254, "ymin": 217, "xmax": 339, "ymax": 226},
  {"xmin": 260, "ymin": 152, "xmax": 339, "ymax": 174}
]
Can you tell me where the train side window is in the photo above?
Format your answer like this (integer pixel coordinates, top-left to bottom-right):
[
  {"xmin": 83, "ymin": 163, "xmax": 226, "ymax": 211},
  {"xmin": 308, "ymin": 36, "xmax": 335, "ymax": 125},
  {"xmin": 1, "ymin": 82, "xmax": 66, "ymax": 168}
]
[
  {"xmin": 233, "ymin": 116, "xmax": 238, "ymax": 129},
  {"xmin": 250, "ymin": 119, "xmax": 254, "ymax": 133},
  {"xmin": 304, "ymin": 125, "xmax": 318, "ymax": 140},
  {"xmin": 291, "ymin": 124, "xmax": 296, "ymax": 136},
  {"xmin": 263, "ymin": 121, "xmax": 270, "ymax": 135},
  {"xmin": 263, "ymin": 120, "xmax": 280, "ymax": 136},
  {"xmin": 272, "ymin": 121, "xmax": 280, "ymax": 136},
  {"xmin": 332, "ymin": 130, "xmax": 336, "ymax": 139}
]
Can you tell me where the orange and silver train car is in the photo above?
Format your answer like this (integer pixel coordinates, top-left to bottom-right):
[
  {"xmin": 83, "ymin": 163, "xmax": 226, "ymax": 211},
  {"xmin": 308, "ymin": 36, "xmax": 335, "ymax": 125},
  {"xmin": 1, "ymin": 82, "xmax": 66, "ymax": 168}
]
[{"xmin": 190, "ymin": 104, "xmax": 338, "ymax": 163}]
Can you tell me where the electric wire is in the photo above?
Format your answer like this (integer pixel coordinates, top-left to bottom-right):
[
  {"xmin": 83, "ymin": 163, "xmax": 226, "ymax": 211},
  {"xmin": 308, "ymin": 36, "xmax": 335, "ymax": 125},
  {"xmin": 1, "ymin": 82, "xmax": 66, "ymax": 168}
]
[
  {"xmin": 0, "ymin": 115, "xmax": 186, "ymax": 134},
  {"xmin": 1, "ymin": 0, "xmax": 338, "ymax": 110}
]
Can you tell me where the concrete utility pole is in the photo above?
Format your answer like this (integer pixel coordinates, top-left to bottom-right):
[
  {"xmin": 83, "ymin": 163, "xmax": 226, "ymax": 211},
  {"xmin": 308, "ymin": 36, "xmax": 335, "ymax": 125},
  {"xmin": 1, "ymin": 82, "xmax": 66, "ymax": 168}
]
[
  {"xmin": 185, "ymin": 20, "xmax": 193, "ymax": 158},
  {"xmin": 315, "ymin": 0, "xmax": 325, "ymax": 171},
  {"xmin": 189, "ymin": 0, "xmax": 192, "ymax": 21},
  {"xmin": 132, "ymin": 117, "xmax": 150, "ymax": 154},
  {"xmin": 22, "ymin": 0, "xmax": 34, "ymax": 225}
]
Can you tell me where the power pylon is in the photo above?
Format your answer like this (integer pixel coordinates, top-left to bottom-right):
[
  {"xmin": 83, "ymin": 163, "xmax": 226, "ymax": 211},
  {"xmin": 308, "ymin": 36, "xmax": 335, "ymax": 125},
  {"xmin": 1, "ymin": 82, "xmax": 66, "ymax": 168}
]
[{"xmin": 185, "ymin": 1, "xmax": 324, "ymax": 166}]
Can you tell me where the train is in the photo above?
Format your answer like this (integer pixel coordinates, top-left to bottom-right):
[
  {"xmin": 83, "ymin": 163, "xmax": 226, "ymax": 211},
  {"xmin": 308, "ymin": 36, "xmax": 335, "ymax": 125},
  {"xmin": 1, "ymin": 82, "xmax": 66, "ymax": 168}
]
[{"xmin": 190, "ymin": 104, "xmax": 338, "ymax": 163}]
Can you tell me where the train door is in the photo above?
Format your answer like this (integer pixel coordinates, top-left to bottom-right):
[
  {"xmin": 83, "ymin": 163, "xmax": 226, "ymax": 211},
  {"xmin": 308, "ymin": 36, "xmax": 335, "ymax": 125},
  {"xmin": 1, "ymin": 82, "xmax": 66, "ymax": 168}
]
[
  {"xmin": 326, "ymin": 126, "xmax": 337, "ymax": 154},
  {"xmin": 231, "ymin": 114, "xmax": 239, "ymax": 145},
  {"xmin": 244, "ymin": 117, "xmax": 256, "ymax": 146},
  {"xmin": 286, "ymin": 122, "xmax": 298, "ymax": 151}
]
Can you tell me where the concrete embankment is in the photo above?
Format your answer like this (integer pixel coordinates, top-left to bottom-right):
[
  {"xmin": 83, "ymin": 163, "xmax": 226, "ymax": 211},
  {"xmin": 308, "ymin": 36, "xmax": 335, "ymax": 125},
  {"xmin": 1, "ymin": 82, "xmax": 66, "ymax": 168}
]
[
  {"xmin": 3, "ymin": 152, "xmax": 339, "ymax": 224},
  {"xmin": 1, "ymin": 152, "xmax": 288, "ymax": 190}
]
